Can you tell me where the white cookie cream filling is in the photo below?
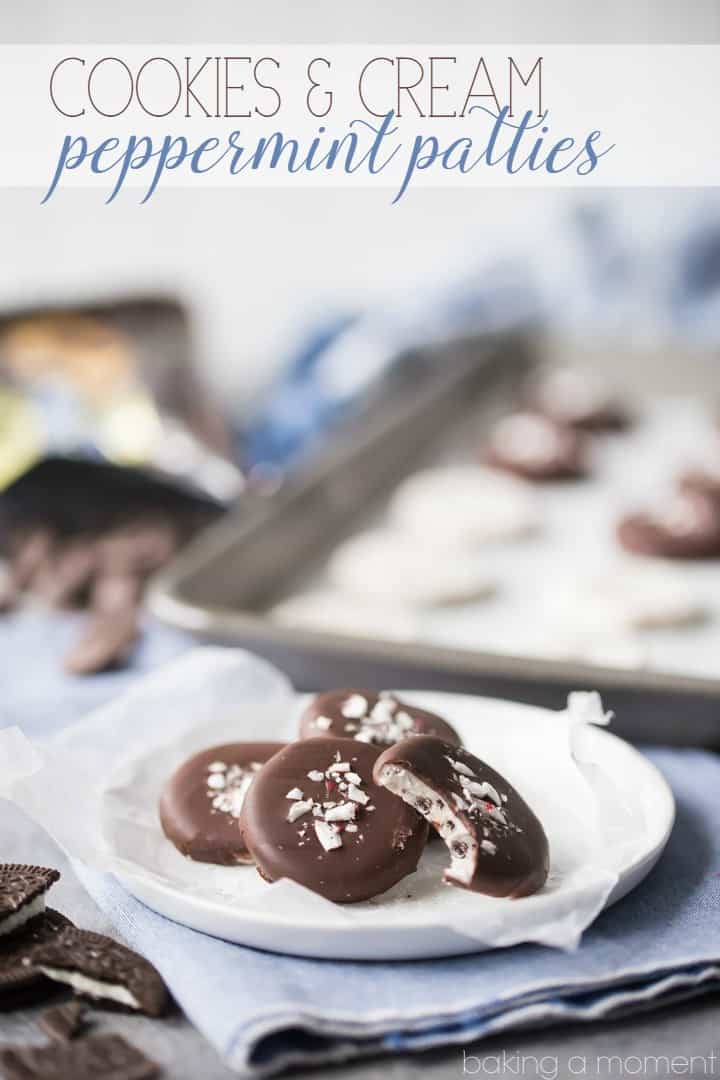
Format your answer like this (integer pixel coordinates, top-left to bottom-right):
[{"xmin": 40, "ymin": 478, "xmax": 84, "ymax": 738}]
[
  {"xmin": 36, "ymin": 967, "xmax": 140, "ymax": 1009},
  {"xmin": 378, "ymin": 765, "xmax": 478, "ymax": 887},
  {"xmin": 0, "ymin": 895, "xmax": 45, "ymax": 938}
]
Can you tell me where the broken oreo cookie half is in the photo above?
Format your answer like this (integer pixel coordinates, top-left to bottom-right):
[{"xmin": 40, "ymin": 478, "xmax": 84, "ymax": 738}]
[
  {"xmin": 374, "ymin": 736, "xmax": 549, "ymax": 898},
  {"xmin": 30, "ymin": 926, "xmax": 169, "ymax": 1017},
  {"xmin": 0, "ymin": 909, "xmax": 74, "ymax": 1009}
]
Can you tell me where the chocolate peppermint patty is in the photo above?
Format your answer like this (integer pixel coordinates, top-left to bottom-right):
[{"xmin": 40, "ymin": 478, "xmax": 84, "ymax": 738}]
[
  {"xmin": 159, "ymin": 741, "xmax": 284, "ymax": 865},
  {"xmin": 299, "ymin": 690, "xmax": 461, "ymax": 749},
  {"xmin": 240, "ymin": 736, "xmax": 429, "ymax": 903},
  {"xmin": 0, "ymin": 1033, "xmax": 160, "ymax": 1080},
  {"xmin": 0, "ymin": 909, "xmax": 74, "ymax": 1008},
  {"xmin": 374, "ymin": 736, "xmax": 549, "ymax": 898},
  {"xmin": 0, "ymin": 864, "xmax": 60, "ymax": 938},
  {"xmin": 30, "ymin": 927, "xmax": 169, "ymax": 1017},
  {"xmin": 617, "ymin": 489, "xmax": 720, "ymax": 559},
  {"xmin": 484, "ymin": 412, "xmax": 587, "ymax": 482}
]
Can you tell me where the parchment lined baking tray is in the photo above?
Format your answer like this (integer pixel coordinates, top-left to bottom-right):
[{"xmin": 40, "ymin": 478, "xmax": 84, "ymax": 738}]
[{"xmin": 150, "ymin": 335, "xmax": 720, "ymax": 749}]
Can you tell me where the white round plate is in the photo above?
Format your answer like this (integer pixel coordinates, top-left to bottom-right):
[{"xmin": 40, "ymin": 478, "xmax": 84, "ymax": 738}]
[{"xmin": 113, "ymin": 692, "xmax": 674, "ymax": 960}]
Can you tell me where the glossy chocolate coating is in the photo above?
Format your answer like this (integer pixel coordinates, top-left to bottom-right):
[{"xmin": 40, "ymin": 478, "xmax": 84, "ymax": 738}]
[
  {"xmin": 298, "ymin": 690, "xmax": 461, "ymax": 748},
  {"xmin": 239, "ymin": 737, "xmax": 429, "ymax": 903},
  {"xmin": 617, "ymin": 489, "xmax": 720, "ymax": 559},
  {"xmin": 484, "ymin": 412, "xmax": 587, "ymax": 482},
  {"xmin": 374, "ymin": 736, "xmax": 549, "ymax": 898},
  {"xmin": 159, "ymin": 742, "xmax": 283, "ymax": 865}
]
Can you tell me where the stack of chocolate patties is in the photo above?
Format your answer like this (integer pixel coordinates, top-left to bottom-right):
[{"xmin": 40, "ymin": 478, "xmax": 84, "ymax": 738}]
[
  {"xmin": 0, "ymin": 457, "xmax": 221, "ymax": 675},
  {"xmin": 0, "ymin": 863, "xmax": 169, "ymax": 1079},
  {"xmin": 160, "ymin": 689, "xmax": 550, "ymax": 904}
]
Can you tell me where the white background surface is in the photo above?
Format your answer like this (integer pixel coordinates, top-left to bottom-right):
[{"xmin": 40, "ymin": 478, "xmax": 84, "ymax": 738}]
[{"xmin": 1, "ymin": 2, "xmax": 718, "ymax": 410}]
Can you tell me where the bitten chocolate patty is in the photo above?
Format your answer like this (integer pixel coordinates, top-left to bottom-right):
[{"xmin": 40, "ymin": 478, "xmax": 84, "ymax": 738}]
[
  {"xmin": 484, "ymin": 412, "xmax": 587, "ymax": 482},
  {"xmin": 374, "ymin": 736, "xmax": 549, "ymax": 898},
  {"xmin": 299, "ymin": 690, "xmax": 461, "ymax": 748},
  {"xmin": 159, "ymin": 741, "xmax": 284, "ymax": 865},
  {"xmin": 617, "ymin": 489, "xmax": 720, "ymax": 559},
  {"xmin": 239, "ymin": 737, "xmax": 429, "ymax": 903},
  {"xmin": 0, "ymin": 864, "xmax": 60, "ymax": 938}
]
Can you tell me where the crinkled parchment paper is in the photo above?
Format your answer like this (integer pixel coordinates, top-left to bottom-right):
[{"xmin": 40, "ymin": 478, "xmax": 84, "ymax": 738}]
[{"xmin": 0, "ymin": 648, "xmax": 647, "ymax": 951}]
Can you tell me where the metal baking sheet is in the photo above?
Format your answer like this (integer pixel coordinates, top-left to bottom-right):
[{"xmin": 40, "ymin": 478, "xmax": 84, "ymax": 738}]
[{"xmin": 149, "ymin": 334, "xmax": 720, "ymax": 749}]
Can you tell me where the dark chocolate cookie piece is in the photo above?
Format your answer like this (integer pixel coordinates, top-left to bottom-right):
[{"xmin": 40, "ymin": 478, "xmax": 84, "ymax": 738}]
[
  {"xmin": 240, "ymin": 737, "xmax": 429, "ymax": 903},
  {"xmin": 298, "ymin": 690, "xmax": 461, "ymax": 748},
  {"xmin": 31, "ymin": 927, "xmax": 169, "ymax": 1017},
  {"xmin": 0, "ymin": 1033, "xmax": 160, "ymax": 1080},
  {"xmin": 374, "ymin": 736, "xmax": 549, "ymax": 898},
  {"xmin": 617, "ymin": 489, "xmax": 720, "ymax": 559},
  {"xmin": 484, "ymin": 412, "xmax": 587, "ymax": 482},
  {"xmin": 39, "ymin": 1000, "xmax": 88, "ymax": 1041},
  {"xmin": 159, "ymin": 741, "xmax": 284, "ymax": 865},
  {"xmin": 0, "ymin": 909, "xmax": 74, "ymax": 1009},
  {"xmin": 0, "ymin": 865, "xmax": 60, "ymax": 937}
]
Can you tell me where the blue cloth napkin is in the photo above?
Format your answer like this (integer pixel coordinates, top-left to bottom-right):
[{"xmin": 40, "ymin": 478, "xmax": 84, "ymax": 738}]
[{"xmin": 75, "ymin": 749, "xmax": 720, "ymax": 1077}]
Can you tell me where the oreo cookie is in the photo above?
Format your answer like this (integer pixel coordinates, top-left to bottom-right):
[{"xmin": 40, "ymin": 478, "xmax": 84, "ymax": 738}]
[
  {"xmin": 0, "ymin": 864, "xmax": 60, "ymax": 938},
  {"xmin": 0, "ymin": 1033, "xmax": 160, "ymax": 1080},
  {"xmin": 30, "ymin": 927, "xmax": 169, "ymax": 1017},
  {"xmin": 0, "ymin": 909, "xmax": 74, "ymax": 1010}
]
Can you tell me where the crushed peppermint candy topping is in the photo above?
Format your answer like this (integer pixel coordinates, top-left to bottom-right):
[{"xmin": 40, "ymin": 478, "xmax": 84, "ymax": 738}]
[
  {"xmin": 341, "ymin": 694, "xmax": 369, "ymax": 719},
  {"xmin": 284, "ymin": 753, "xmax": 376, "ymax": 850},
  {"xmin": 345, "ymin": 694, "xmax": 419, "ymax": 745},
  {"xmin": 444, "ymin": 756, "xmax": 508, "ymax": 824},
  {"xmin": 325, "ymin": 802, "xmax": 357, "ymax": 822},
  {"xmin": 206, "ymin": 761, "xmax": 262, "ymax": 819},
  {"xmin": 481, "ymin": 839, "xmax": 497, "ymax": 855},
  {"xmin": 445, "ymin": 756, "xmax": 475, "ymax": 778},
  {"xmin": 287, "ymin": 798, "xmax": 314, "ymax": 823},
  {"xmin": 314, "ymin": 820, "xmax": 343, "ymax": 851},
  {"xmin": 314, "ymin": 715, "xmax": 332, "ymax": 730}
]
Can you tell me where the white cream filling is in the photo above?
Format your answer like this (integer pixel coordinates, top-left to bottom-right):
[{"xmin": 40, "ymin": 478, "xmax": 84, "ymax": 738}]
[
  {"xmin": 379, "ymin": 766, "xmax": 478, "ymax": 886},
  {"xmin": 0, "ymin": 895, "xmax": 45, "ymax": 937},
  {"xmin": 36, "ymin": 966, "xmax": 140, "ymax": 1009}
]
